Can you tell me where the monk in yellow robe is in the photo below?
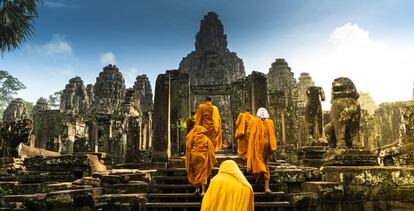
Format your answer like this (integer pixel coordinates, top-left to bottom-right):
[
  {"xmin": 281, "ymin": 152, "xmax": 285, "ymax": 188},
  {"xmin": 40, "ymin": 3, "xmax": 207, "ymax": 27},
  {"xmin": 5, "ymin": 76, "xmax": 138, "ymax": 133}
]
[
  {"xmin": 247, "ymin": 107, "xmax": 277, "ymax": 193},
  {"xmin": 235, "ymin": 110, "xmax": 254, "ymax": 159},
  {"xmin": 185, "ymin": 125, "xmax": 217, "ymax": 195},
  {"xmin": 195, "ymin": 96, "xmax": 222, "ymax": 151},
  {"xmin": 201, "ymin": 160, "xmax": 254, "ymax": 211}
]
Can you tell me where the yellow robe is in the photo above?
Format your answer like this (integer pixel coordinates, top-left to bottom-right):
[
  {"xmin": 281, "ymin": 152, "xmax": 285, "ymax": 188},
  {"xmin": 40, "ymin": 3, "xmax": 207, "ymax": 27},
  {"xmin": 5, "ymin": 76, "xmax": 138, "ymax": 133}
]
[
  {"xmin": 195, "ymin": 101, "xmax": 222, "ymax": 151},
  {"xmin": 246, "ymin": 118, "xmax": 277, "ymax": 180},
  {"xmin": 185, "ymin": 126, "xmax": 217, "ymax": 186},
  {"xmin": 235, "ymin": 112, "xmax": 253, "ymax": 159},
  {"xmin": 201, "ymin": 160, "xmax": 254, "ymax": 211}
]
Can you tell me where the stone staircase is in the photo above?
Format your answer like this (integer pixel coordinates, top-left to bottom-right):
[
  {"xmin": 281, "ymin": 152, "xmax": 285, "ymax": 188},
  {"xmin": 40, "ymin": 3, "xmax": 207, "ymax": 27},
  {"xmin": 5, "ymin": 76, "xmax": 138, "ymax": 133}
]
[
  {"xmin": 145, "ymin": 166, "xmax": 292, "ymax": 211},
  {"xmin": 0, "ymin": 154, "xmax": 324, "ymax": 210}
]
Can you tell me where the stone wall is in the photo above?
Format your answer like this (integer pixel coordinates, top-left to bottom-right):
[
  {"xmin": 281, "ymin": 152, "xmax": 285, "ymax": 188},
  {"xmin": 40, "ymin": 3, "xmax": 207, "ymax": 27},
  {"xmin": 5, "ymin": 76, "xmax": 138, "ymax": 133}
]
[
  {"xmin": 372, "ymin": 101, "xmax": 414, "ymax": 147},
  {"xmin": 359, "ymin": 92, "xmax": 378, "ymax": 116}
]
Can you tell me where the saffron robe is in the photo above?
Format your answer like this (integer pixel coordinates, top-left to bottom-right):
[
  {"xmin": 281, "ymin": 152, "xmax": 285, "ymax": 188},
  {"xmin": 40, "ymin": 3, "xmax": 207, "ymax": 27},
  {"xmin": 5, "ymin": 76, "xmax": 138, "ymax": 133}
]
[
  {"xmin": 235, "ymin": 112, "xmax": 254, "ymax": 159},
  {"xmin": 185, "ymin": 126, "xmax": 217, "ymax": 186},
  {"xmin": 195, "ymin": 101, "xmax": 222, "ymax": 151},
  {"xmin": 201, "ymin": 160, "xmax": 254, "ymax": 211},
  {"xmin": 246, "ymin": 118, "xmax": 277, "ymax": 180}
]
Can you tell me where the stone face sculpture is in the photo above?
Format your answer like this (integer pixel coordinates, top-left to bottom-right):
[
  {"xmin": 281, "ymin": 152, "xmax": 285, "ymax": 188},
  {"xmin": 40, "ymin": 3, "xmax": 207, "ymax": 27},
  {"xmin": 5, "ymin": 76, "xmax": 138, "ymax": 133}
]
[
  {"xmin": 93, "ymin": 64, "xmax": 126, "ymax": 112},
  {"xmin": 133, "ymin": 75, "xmax": 153, "ymax": 113},
  {"xmin": 305, "ymin": 86, "xmax": 325, "ymax": 142},
  {"xmin": 0, "ymin": 98, "xmax": 33, "ymax": 157},
  {"xmin": 324, "ymin": 77, "xmax": 362, "ymax": 149},
  {"xmin": 60, "ymin": 76, "xmax": 90, "ymax": 115},
  {"xmin": 297, "ymin": 72, "xmax": 315, "ymax": 107},
  {"xmin": 179, "ymin": 11, "xmax": 245, "ymax": 86},
  {"xmin": 32, "ymin": 97, "xmax": 50, "ymax": 115}
]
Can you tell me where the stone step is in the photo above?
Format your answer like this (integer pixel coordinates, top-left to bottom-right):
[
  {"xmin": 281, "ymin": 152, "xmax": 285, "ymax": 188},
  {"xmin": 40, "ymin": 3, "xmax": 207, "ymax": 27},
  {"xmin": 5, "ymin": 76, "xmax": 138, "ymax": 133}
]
[
  {"xmin": 147, "ymin": 191, "xmax": 286, "ymax": 202},
  {"xmin": 149, "ymin": 183, "xmax": 286, "ymax": 193},
  {"xmin": 16, "ymin": 171, "xmax": 79, "ymax": 183},
  {"xmin": 145, "ymin": 201, "xmax": 291, "ymax": 208},
  {"xmin": 103, "ymin": 181, "xmax": 149, "ymax": 194},
  {"xmin": 152, "ymin": 175, "xmax": 259, "ymax": 185},
  {"xmin": 147, "ymin": 191, "xmax": 285, "ymax": 198},
  {"xmin": 95, "ymin": 193, "xmax": 146, "ymax": 210}
]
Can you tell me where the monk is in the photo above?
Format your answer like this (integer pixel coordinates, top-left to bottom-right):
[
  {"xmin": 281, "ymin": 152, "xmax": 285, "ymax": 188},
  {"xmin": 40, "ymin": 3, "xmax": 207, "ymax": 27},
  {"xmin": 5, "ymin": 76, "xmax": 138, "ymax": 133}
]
[
  {"xmin": 247, "ymin": 107, "xmax": 277, "ymax": 193},
  {"xmin": 235, "ymin": 110, "xmax": 254, "ymax": 159},
  {"xmin": 195, "ymin": 96, "xmax": 222, "ymax": 151},
  {"xmin": 201, "ymin": 160, "xmax": 254, "ymax": 211},
  {"xmin": 185, "ymin": 111, "xmax": 196, "ymax": 135},
  {"xmin": 185, "ymin": 125, "xmax": 217, "ymax": 196}
]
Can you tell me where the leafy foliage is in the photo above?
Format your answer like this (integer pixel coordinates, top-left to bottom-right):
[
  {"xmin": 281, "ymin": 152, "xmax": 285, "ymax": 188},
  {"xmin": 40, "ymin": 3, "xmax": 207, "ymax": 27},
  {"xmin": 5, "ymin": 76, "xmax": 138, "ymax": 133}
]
[
  {"xmin": 24, "ymin": 99, "xmax": 33, "ymax": 116},
  {"xmin": 0, "ymin": 70, "xmax": 26, "ymax": 115},
  {"xmin": 48, "ymin": 90, "xmax": 62, "ymax": 109},
  {"xmin": 0, "ymin": 0, "xmax": 42, "ymax": 53},
  {"xmin": 0, "ymin": 186, "xmax": 11, "ymax": 196},
  {"xmin": 177, "ymin": 118, "xmax": 187, "ymax": 132}
]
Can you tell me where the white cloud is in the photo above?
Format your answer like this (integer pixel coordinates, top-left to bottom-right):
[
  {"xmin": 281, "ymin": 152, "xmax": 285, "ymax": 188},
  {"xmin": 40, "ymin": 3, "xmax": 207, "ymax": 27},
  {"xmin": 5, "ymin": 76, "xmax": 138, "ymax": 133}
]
[
  {"xmin": 288, "ymin": 23, "xmax": 414, "ymax": 109},
  {"xmin": 48, "ymin": 66, "xmax": 74, "ymax": 76},
  {"xmin": 28, "ymin": 34, "xmax": 73, "ymax": 56},
  {"xmin": 100, "ymin": 52, "xmax": 117, "ymax": 66},
  {"xmin": 44, "ymin": 0, "xmax": 67, "ymax": 8}
]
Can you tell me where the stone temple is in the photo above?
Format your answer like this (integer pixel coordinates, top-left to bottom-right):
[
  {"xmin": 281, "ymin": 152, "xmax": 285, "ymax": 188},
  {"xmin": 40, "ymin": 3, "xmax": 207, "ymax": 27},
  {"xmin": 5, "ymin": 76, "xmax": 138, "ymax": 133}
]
[{"xmin": 1, "ymin": 11, "xmax": 414, "ymax": 211}]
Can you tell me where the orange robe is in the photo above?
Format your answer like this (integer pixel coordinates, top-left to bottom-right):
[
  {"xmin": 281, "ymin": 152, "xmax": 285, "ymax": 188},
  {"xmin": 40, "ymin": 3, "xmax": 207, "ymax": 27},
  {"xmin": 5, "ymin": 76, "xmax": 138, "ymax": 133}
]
[
  {"xmin": 185, "ymin": 126, "xmax": 217, "ymax": 186},
  {"xmin": 246, "ymin": 118, "xmax": 277, "ymax": 180},
  {"xmin": 195, "ymin": 102, "xmax": 222, "ymax": 151},
  {"xmin": 235, "ymin": 112, "xmax": 253, "ymax": 159},
  {"xmin": 201, "ymin": 160, "xmax": 254, "ymax": 211}
]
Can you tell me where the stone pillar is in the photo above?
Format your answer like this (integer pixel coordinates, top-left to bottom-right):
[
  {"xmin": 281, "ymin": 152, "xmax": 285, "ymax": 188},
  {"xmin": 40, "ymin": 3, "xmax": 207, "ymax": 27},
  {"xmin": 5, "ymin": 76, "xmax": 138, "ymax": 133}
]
[
  {"xmin": 152, "ymin": 73, "xmax": 170, "ymax": 162},
  {"xmin": 169, "ymin": 71, "xmax": 190, "ymax": 156},
  {"xmin": 247, "ymin": 71, "xmax": 268, "ymax": 113}
]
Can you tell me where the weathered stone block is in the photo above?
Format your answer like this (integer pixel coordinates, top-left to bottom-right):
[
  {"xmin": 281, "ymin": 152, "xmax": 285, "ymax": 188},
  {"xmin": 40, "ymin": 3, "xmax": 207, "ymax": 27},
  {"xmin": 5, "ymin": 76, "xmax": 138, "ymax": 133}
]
[
  {"xmin": 95, "ymin": 194, "xmax": 146, "ymax": 211},
  {"xmin": 45, "ymin": 188, "xmax": 102, "ymax": 210},
  {"xmin": 322, "ymin": 149, "xmax": 378, "ymax": 166}
]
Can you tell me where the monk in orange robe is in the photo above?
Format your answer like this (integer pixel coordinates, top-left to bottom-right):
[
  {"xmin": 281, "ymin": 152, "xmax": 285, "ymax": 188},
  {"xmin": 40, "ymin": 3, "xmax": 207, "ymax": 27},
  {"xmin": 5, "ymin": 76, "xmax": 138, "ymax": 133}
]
[
  {"xmin": 247, "ymin": 107, "xmax": 277, "ymax": 193},
  {"xmin": 195, "ymin": 96, "xmax": 222, "ymax": 151},
  {"xmin": 235, "ymin": 110, "xmax": 254, "ymax": 159},
  {"xmin": 185, "ymin": 125, "xmax": 217, "ymax": 195},
  {"xmin": 201, "ymin": 160, "xmax": 254, "ymax": 211}
]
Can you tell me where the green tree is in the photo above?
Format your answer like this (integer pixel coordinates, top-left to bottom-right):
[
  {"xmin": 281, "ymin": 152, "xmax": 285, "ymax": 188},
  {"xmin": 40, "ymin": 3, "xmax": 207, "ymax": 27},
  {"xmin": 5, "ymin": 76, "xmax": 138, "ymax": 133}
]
[
  {"xmin": 0, "ymin": 0, "xmax": 42, "ymax": 53},
  {"xmin": 24, "ymin": 99, "xmax": 33, "ymax": 117},
  {"xmin": 48, "ymin": 90, "xmax": 62, "ymax": 110},
  {"xmin": 0, "ymin": 70, "xmax": 26, "ymax": 114}
]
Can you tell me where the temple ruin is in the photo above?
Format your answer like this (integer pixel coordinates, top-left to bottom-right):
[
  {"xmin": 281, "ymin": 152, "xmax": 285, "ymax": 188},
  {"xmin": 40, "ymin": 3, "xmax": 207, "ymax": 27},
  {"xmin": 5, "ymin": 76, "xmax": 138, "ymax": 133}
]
[{"xmin": 1, "ymin": 11, "xmax": 414, "ymax": 211}]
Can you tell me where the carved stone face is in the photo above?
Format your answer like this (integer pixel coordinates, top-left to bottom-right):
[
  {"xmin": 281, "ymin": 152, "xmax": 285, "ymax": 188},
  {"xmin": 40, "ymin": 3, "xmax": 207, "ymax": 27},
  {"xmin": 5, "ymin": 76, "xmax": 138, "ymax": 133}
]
[{"xmin": 206, "ymin": 53, "xmax": 219, "ymax": 70}]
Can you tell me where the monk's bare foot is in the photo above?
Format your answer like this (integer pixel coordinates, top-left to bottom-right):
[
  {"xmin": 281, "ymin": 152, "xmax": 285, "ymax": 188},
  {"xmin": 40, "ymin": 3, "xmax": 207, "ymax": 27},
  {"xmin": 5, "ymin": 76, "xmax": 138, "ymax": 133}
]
[
  {"xmin": 265, "ymin": 189, "xmax": 272, "ymax": 194},
  {"xmin": 200, "ymin": 191, "xmax": 205, "ymax": 197},
  {"xmin": 194, "ymin": 187, "xmax": 200, "ymax": 195}
]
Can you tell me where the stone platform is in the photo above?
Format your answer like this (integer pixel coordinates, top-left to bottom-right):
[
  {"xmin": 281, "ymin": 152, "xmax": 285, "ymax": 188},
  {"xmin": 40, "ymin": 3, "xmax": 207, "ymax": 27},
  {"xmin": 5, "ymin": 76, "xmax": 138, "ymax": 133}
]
[
  {"xmin": 322, "ymin": 149, "xmax": 378, "ymax": 166},
  {"xmin": 298, "ymin": 145, "xmax": 329, "ymax": 168},
  {"xmin": 319, "ymin": 166, "xmax": 414, "ymax": 210}
]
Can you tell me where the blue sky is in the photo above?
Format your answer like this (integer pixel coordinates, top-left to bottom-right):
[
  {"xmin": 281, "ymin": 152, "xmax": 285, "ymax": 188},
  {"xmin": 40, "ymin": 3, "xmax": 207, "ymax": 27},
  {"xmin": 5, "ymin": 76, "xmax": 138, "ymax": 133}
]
[{"xmin": 1, "ymin": 0, "xmax": 414, "ymax": 109}]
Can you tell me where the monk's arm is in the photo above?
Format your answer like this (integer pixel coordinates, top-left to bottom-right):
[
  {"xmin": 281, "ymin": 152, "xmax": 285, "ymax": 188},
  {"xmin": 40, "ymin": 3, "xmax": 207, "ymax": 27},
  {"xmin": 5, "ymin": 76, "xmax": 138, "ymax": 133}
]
[
  {"xmin": 266, "ymin": 120, "xmax": 277, "ymax": 152},
  {"xmin": 235, "ymin": 113, "xmax": 246, "ymax": 138}
]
